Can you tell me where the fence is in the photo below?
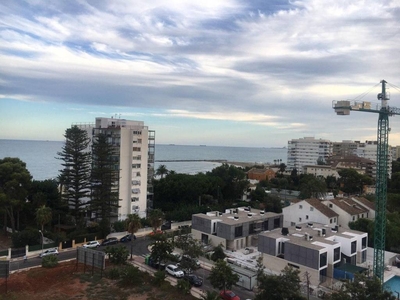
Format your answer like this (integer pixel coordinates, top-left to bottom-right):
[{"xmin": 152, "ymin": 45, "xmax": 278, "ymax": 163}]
[
  {"xmin": 0, "ymin": 250, "xmax": 8, "ymax": 257},
  {"xmin": 28, "ymin": 242, "xmax": 57, "ymax": 252},
  {"xmin": 10, "ymin": 247, "xmax": 25, "ymax": 259}
]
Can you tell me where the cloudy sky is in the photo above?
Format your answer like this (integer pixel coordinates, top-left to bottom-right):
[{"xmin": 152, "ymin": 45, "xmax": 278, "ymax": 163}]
[{"xmin": 1, "ymin": 0, "xmax": 400, "ymax": 147}]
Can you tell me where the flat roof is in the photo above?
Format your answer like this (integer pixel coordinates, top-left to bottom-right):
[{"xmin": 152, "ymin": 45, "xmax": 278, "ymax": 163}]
[{"xmin": 193, "ymin": 207, "xmax": 281, "ymax": 225}]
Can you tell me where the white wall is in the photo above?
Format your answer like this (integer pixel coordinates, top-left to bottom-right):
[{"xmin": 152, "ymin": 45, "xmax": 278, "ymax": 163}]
[{"xmin": 283, "ymin": 201, "xmax": 334, "ymax": 227}]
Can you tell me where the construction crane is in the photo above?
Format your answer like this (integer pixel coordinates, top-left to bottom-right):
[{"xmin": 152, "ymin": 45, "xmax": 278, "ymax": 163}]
[{"xmin": 332, "ymin": 80, "xmax": 400, "ymax": 283}]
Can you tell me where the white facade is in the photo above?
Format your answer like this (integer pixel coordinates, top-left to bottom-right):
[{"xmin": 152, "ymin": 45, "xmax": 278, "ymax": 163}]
[
  {"xmin": 302, "ymin": 165, "xmax": 339, "ymax": 179},
  {"xmin": 282, "ymin": 199, "xmax": 338, "ymax": 228},
  {"xmin": 355, "ymin": 140, "xmax": 392, "ymax": 178},
  {"xmin": 77, "ymin": 117, "xmax": 154, "ymax": 220},
  {"xmin": 287, "ymin": 137, "xmax": 332, "ymax": 173},
  {"xmin": 322, "ymin": 198, "xmax": 369, "ymax": 229}
]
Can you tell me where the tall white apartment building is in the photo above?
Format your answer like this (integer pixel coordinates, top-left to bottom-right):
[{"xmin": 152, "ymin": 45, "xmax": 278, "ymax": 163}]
[
  {"xmin": 355, "ymin": 140, "xmax": 392, "ymax": 178},
  {"xmin": 287, "ymin": 137, "xmax": 332, "ymax": 173},
  {"xmin": 77, "ymin": 117, "xmax": 155, "ymax": 220}
]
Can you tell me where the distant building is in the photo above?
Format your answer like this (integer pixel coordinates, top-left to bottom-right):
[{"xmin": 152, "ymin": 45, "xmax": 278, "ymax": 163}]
[
  {"xmin": 282, "ymin": 198, "xmax": 338, "ymax": 228},
  {"xmin": 332, "ymin": 140, "xmax": 358, "ymax": 157},
  {"xmin": 322, "ymin": 198, "xmax": 370, "ymax": 228},
  {"xmin": 326, "ymin": 155, "xmax": 375, "ymax": 178},
  {"xmin": 355, "ymin": 140, "xmax": 392, "ymax": 178},
  {"xmin": 191, "ymin": 207, "xmax": 283, "ymax": 251},
  {"xmin": 247, "ymin": 168, "xmax": 275, "ymax": 181},
  {"xmin": 287, "ymin": 137, "xmax": 332, "ymax": 174},
  {"xmin": 76, "ymin": 117, "xmax": 155, "ymax": 220}
]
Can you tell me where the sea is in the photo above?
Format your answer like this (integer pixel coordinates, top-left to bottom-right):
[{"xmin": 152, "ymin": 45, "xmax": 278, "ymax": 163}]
[{"xmin": 0, "ymin": 139, "xmax": 287, "ymax": 181}]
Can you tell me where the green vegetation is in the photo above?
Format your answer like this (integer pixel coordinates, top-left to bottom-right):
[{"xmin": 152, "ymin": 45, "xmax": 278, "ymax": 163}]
[
  {"xmin": 90, "ymin": 133, "xmax": 120, "ymax": 237},
  {"xmin": 208, "ymin": 259, "xmax": 239, "ymax": 292},
  {"xmin": 104, "ymin": 245, "xmax": 129, "ymax": 265},
  {"xmin": 41, "ymin": 255, "xmax": 58, "ymax": 268},
  {"xmin": 255, "ymin": 265, "xmax": 305, "ymax": 300},
  {"xmin": 327, "ymin": 273, "xmax": 395, "ymax": 300},
  {"xmin": 57, "ymin": 126, "xmax": 91, "ymax": 228}
]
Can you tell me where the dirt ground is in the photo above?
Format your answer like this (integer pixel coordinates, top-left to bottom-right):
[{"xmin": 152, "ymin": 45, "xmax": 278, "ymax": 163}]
[{"xmin": 0, "ymin": 261, "xmax": 198, "ymax": 300}]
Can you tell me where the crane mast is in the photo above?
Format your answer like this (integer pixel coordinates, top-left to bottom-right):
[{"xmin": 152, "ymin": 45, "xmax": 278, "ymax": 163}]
[{"xmin": 333, "ymin": 80, "xmax": 399, "ymax": 283}]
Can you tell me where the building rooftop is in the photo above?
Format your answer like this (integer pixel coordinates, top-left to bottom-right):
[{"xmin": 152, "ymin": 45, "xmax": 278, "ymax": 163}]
[
  {"xmin": 328, "ymin": 198, "xmax": 369, "ymax": 215},
  {"xmin": 351, "ymin": 196, "xmax": 375, "ymax": 211},
  {"xmin": 260, "ymin": 222, "xmax": 366, "ymax": 247},
  {"xmin": 193, "ymin": 207, "xmax": 281, "ymax": 225},
  {"xmin": 305, "ymin": 198, "xmax": 338, "ymax": 218}
]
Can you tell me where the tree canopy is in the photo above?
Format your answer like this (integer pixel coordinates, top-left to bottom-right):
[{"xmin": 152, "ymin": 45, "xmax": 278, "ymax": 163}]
[
  {"xmin": 57, "ymin": 126, "xmax": 91, "ymax": 228},
  {"xmin": 0, "ymin": 157, "xmax": 32, "ymax": 232},
  {"xmin": 208, "ymin": 259, "xmax": 239, "ymax": 291}
]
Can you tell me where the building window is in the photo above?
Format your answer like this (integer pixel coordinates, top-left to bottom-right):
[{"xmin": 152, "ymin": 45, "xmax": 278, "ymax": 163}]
[
  {"xmin": 330, "ymin": 219, "xmax": 333, "ymax": 224},
  {"xmin": 320, "ymin": 252, "xmax": 327, "ymax": 268},
  {"xmin": 306, "ymin": 215, "xmax": 309, "ymax": 220},
  {"xmin": 299, "ymin": 205, "xmax": 303, "ymax": 209},
  {"xmin": 334, "ymin": 218, "xmax": 336, "ymax": 222},
  {"xmin": 361, "ymin": 250, "xmax": 367, "ymax": 263},
  {"xmin": 274, "ymin": 218, "xmax": 280, "ymax": 229},
  {"xmin": 333, "ymin": 247, "xmax": 340, "ymax": 261},
  {"xmin": 291, "ymin": 222, "xmax": 296, "ymax": 226},
  {"xmin": 234, "ymin": 226, "xmax": 243, "ymax": 238},
  {"xmin": 362, "ymin": 237, "xmax": 367, "ymax": 249},
  {"xmin": 351, "ymin": 241, "xmax": 357, "ymax": 254},
  {"xmin": 352, "ymin": 216, "xmax": 355, "ymax": 221},
  {"xmin": 299, "ymin": 217, "xmax": 302, "ymax": 222},
  {"xmin": 310, "ymin": 207, "xmax": 314, "ymax": 211}
]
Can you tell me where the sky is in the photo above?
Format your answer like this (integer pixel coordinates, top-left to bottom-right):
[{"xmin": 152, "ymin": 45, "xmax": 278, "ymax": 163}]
[{"xmin": 1, "ymin": 0, "xmax": 400, "ymax": 147}]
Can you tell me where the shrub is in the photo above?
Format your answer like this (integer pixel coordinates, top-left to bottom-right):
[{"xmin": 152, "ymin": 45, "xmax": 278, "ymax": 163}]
[
  {"xmin": 11, "ymin": 229, "xmax": 40, "ymax": 247},
  {"xmin": 211, "ymin": 245, "xmax": 226, "ymax": 261},
  {"xmin": 119, "ymin": 265, "xmax": 143, "ymax": 287},
  {"xmin": 177, "ymin": 278, "xmax": 191, "ymax": 294},
  {"xmin": 112, "ymin": 220, "xmax": 126, "ymax": 232},
  {"xmin": 42, "ymin": 255, "xmax": 58, "ymax": 268},
  {"xmin": 152, "ymin": 270, "xmax": 166, "ymax": 285},
  {"xmin": 105, "ymin": 245, "xmax": 129, "ymax": 265},
  {"xmin": 106, "ymin": 267, "xmax": 121, "ymax": 280}
]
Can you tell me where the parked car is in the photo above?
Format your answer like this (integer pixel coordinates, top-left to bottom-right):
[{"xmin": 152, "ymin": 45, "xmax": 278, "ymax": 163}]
[
  {"xmin": 101, "ymin": 237, "xmax": 119, "ymax": 246},
  {"xmin": 120, "ymin": 234, "xmax": 136, "ymax": 242},
  {"xmin": 39, "ymin": 248, "xmax": 59, "ymax": 258},
  {"xmin": 83, "ymin": 241, "xmax": 100, "ymax": 248},
  {"xmin": 183, "ymin": 274, "xmax": 203, "ymax": 287},
  {"xmin": 165, "ymin": 264, "xmax": 184, "ymax": 278},
  {"xmin": 220, "ymin": 290, "xmax": 240, "ymax": 300}
]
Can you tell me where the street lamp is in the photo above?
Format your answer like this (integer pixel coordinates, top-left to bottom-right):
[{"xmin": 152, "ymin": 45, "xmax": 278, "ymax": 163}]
[{"xmin": 39, "ymin": 230, "xmax": 44, "ymax": 254}]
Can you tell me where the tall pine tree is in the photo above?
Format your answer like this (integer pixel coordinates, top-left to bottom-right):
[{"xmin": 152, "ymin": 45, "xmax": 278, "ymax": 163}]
[
  {"xmin": 90, "ymin": 133, "xmax": 120, "ymax": 236},
  {"xmin": 57, "ymin": 126, "xmax": 91, "ymax": 228}
]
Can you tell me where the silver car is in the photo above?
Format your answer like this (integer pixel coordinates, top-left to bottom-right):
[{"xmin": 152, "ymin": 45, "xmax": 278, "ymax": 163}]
[
  {"xmin": 165, "ymin": 264, "xmax": 184, "ymax": 278},
  {"xmin": 83, "ymin": 241, "xmax": 100, "ymax": 248},
  {"xmin": 39, "ymin": 248, "xmax": 59, "ymax": 258}
]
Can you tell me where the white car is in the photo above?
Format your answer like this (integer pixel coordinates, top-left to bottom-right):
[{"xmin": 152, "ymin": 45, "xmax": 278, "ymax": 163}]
[
  {"xmin": 39, "ymin": 248, "xmax": 59, "ymax": 258},
  {"xmin": 83, "ymin": 241, "xmax": 100, "ymax": 248},
  {"xmin": 166, "ymin": 264, "xmax": 184, "ymax": 278}
]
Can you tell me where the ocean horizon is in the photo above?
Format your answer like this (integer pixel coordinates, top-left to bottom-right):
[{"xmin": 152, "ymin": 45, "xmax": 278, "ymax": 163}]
[{"xmin": 0, "ymin": 139, "xmax": 287, "ymax": 181}]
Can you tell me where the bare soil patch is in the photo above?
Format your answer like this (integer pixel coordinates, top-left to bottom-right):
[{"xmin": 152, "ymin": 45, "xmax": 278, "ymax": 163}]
[{"xmin": 0, "ymin": 261, "xmax": 197, "ymax": 300}]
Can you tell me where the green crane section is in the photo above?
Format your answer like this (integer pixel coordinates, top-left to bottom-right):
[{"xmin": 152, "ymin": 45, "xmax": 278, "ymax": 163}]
[{"xmin": 332, "ymin": 80, "xmax": 400, "ymax": 282}]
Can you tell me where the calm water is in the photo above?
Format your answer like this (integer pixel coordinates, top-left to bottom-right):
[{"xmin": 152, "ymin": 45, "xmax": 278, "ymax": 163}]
[
  {"xmin": 384, "ymin": 275, "xmax": 400, "ymax": 295},
  {"xmin": 0, "ymin": 140, "xmax": 287, "ymax": 180}
]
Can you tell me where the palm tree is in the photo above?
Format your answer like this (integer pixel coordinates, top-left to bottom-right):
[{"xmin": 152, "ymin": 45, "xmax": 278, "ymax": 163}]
[
  {"xmin": 156, "ymin": 164, "xmax": 168, "ymax": 179},
  {"xmin": 147, "ymin": 209, "xmax": 165, "ymax": 233},
  {"xmin": 126, "ymin": 213, "xmax": 142, "ymax": 260},
  {"xmin": 36, "ymin": 205, "xmax": 52, "ymax": 232}
]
